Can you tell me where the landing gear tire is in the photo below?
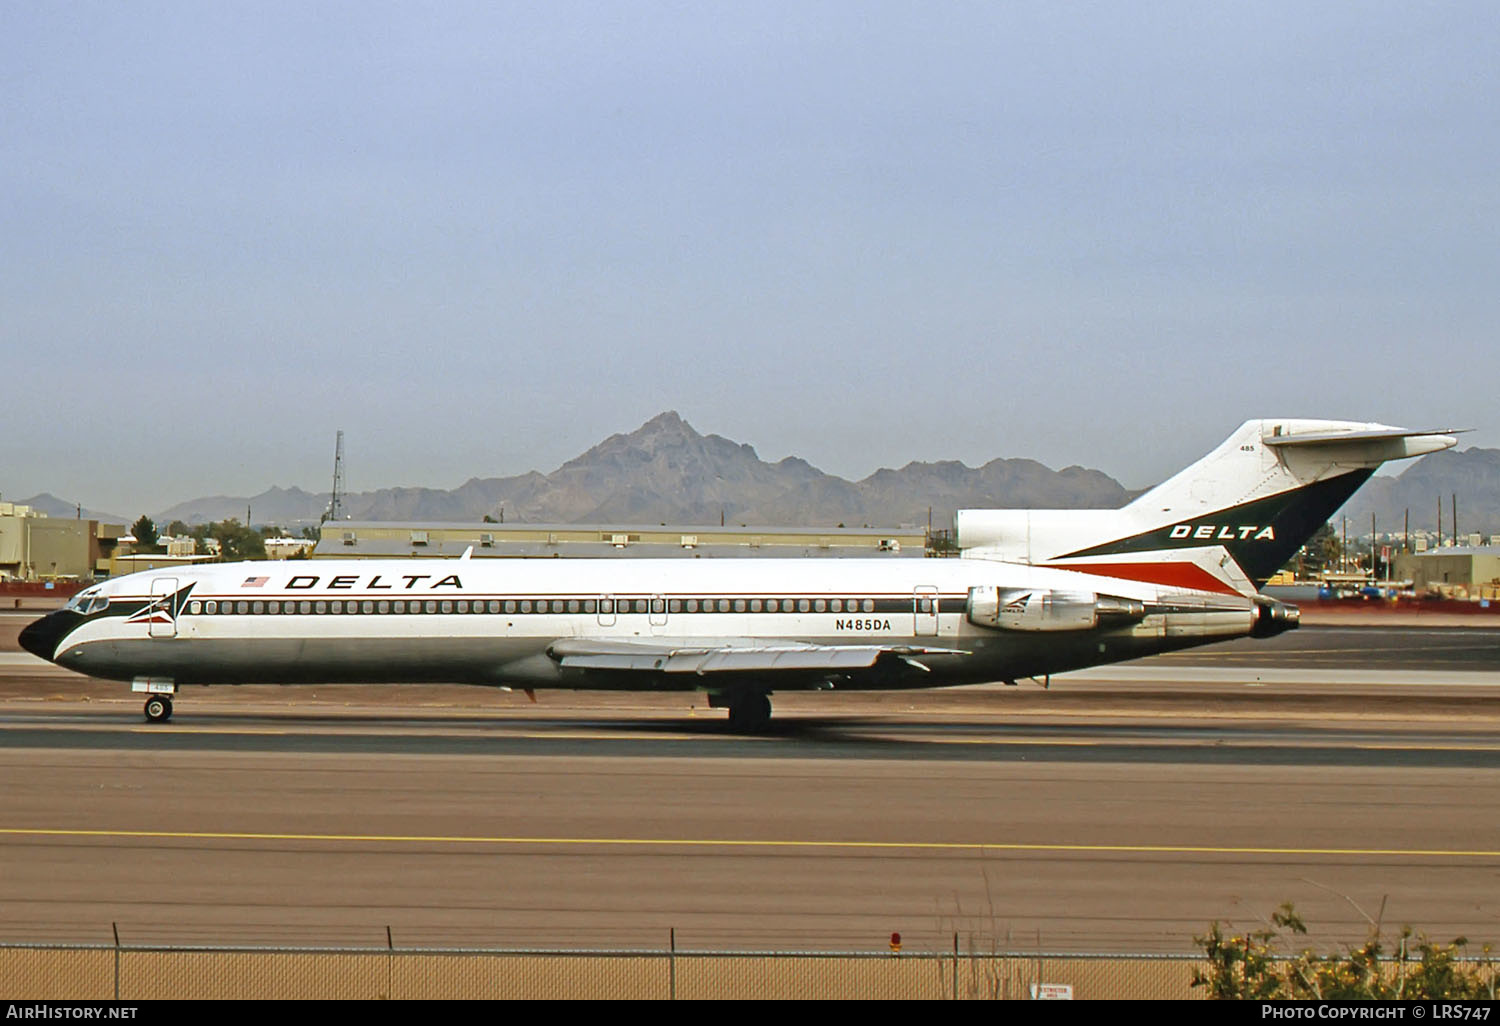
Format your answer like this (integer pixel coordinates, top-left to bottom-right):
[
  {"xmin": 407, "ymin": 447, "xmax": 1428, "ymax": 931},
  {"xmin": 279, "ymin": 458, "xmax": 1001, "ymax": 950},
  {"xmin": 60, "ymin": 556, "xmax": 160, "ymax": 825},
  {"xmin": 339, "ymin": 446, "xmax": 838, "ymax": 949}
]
[
  {"xmin": 726, "ymin": 692, "xmax": 772, "ymax": 733},
  {"xmin": 143, "ymin": 696, "xmax": 173, "ymax": 723}
]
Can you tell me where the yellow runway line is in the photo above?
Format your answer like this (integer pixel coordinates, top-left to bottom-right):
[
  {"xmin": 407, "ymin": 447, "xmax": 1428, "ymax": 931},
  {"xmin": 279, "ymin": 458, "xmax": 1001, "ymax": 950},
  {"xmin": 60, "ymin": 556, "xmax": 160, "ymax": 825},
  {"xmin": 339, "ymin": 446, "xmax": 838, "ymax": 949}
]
[{"xmin": 2, "ymin": 827, "xmax": 1498, "ymax": 860}]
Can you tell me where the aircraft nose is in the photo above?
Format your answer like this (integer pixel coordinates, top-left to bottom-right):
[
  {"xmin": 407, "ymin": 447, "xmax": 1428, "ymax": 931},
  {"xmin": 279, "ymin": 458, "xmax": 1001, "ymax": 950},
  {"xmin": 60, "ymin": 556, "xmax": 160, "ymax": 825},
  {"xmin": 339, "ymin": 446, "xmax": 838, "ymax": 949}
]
[{"xmin": 18, "ymin": 613, "xmax": 65, "ymax": 662}]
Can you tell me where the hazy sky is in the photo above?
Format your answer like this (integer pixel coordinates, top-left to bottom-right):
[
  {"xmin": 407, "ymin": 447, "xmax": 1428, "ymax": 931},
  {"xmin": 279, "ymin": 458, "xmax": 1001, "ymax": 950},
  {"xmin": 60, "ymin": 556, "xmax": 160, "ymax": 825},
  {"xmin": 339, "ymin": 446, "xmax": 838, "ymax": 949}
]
[{"xmin": 4, "ymin": 3, "xmax": 1496, "ymax": 518}]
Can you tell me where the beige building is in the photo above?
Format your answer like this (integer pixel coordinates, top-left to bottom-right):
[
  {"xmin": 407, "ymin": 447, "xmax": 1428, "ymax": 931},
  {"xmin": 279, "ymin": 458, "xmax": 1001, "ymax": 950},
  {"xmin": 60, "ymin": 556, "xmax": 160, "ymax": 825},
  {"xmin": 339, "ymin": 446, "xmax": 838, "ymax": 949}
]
[
  {"xmin": 0, "ymin": 506, "xmax": 125, "ymax": 581},
  {"xmin": 1392, "ymin": 546, "xmax": 1500, "ymax": 599},
  {"xmin": 107, "ymin": 552, "xmax": 217, "ymax": 576},
  {"xmin": 313, "ymin": 522, "xmax": 926, "ymax": 560},
  {"xmin": 264, "ymin": 536, "xmax": 317, "ymax": 559}
]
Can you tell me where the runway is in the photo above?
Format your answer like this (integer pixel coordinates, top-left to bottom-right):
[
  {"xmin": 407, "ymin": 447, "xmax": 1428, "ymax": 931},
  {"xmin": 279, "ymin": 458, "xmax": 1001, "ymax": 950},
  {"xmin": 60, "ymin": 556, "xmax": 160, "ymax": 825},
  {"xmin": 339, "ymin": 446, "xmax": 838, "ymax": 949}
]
[{"xmin": 1, "ymin": 624, "xmax": 1498, "ymax": 954}]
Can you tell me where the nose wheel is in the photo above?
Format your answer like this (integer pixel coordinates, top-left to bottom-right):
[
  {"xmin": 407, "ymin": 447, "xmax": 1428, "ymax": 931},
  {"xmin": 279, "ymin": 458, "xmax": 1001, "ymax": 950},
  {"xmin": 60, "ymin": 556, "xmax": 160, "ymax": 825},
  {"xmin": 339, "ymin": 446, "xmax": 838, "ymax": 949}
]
[{"xmin": 143, "ymin": 696, "xmax": 173, "ymax": 723}]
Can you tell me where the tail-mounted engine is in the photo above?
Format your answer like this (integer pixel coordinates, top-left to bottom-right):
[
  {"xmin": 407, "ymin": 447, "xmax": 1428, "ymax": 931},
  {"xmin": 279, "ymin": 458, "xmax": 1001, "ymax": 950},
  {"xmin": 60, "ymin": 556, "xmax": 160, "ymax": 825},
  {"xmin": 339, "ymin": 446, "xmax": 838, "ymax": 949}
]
[
  {"xmin": 1250, "ymin": 596, "xmax": 1300, "ymax": 637},
  {"xmin": 966, "ymin": 586, "xmax": 1147, "ymax": 632}
]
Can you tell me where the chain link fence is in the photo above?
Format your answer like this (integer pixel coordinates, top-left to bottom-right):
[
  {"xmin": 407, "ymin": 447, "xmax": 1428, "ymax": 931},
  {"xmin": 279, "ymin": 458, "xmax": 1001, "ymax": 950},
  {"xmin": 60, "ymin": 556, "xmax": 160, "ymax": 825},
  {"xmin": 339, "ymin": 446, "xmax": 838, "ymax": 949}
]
[{"xmin": 1, "ymin": 941, "xmax": 1212, "ymax": 999}]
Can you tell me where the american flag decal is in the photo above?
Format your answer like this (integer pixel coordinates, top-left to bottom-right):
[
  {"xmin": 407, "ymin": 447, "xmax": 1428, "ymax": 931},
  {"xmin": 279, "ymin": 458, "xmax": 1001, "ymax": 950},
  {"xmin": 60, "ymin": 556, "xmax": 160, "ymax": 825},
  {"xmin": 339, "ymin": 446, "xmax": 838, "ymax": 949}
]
[{"xmin": 243, "ymin": 576, "xmax": 270, "ymax": 587}]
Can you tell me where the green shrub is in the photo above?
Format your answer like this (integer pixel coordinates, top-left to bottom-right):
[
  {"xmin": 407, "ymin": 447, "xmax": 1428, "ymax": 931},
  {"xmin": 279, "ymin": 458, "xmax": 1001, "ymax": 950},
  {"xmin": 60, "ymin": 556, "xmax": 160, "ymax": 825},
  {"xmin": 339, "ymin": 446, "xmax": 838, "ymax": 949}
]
[{"xmin": 1193, "ymin": 903, "xmax": 1499, "ymax": 999}]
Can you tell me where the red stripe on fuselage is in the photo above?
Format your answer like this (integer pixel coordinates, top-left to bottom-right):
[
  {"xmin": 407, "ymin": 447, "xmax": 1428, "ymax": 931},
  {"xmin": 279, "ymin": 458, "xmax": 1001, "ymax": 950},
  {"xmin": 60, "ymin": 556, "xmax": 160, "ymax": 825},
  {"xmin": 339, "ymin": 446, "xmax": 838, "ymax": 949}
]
[{"xmin": 1040, "ymin": 561, "xmax": 1243, "ymax": 595}]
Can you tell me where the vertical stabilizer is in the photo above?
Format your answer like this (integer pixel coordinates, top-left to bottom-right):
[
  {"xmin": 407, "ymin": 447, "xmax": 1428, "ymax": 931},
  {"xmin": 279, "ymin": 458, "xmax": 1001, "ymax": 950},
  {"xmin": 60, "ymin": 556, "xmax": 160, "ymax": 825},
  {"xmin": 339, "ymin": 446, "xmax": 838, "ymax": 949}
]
[{"xmin": 959, "ymin": 420, "xmax": 1458, "ymax": 591}]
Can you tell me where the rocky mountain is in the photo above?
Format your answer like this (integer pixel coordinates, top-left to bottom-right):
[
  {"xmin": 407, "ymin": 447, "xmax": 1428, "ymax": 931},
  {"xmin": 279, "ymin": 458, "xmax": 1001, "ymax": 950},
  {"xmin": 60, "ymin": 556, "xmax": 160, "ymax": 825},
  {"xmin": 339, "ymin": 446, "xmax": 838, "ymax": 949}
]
[
  {"xmin": 86, "ymin": 413, "xmax": 1495, "ymax": 535},
  {"xmin": 155, "ymin": 485, "xmax": 326, "ymax": 527},
  {"xmin": 1338, "ymin": 447, "xmax": 1500, "ymax": 537},
  {"xmin": 149, "ymin": 411, "xmax": 1133, "ymax": 528},
  {"xmin": 16, "ymin": 493, "xmax": 129, "ymax": 525}
]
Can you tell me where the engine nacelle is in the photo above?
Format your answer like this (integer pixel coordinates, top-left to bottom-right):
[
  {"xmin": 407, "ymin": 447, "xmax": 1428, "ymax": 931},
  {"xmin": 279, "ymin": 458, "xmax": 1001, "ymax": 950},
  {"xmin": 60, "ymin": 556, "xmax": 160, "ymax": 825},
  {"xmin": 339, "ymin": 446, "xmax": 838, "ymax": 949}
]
[
  {"xmin": 966, "ymin": 587, "xmax": 1146, "ymax": 632},
  {"xmin": 1251, "ymin": 597, "xmax": 1300, "ymax": 637}
]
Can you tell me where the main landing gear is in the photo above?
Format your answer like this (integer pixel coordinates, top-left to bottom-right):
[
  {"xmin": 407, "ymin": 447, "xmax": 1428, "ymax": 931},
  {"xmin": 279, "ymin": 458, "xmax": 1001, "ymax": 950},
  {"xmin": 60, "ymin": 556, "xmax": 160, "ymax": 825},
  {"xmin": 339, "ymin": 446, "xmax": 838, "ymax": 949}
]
[
  {"xmin": 143, "ymin": 696, "xmax": 173, "ymax": 723},
  {"xmin": 721, "ymin": 691, "xmax": 772, "ymax": 733}
]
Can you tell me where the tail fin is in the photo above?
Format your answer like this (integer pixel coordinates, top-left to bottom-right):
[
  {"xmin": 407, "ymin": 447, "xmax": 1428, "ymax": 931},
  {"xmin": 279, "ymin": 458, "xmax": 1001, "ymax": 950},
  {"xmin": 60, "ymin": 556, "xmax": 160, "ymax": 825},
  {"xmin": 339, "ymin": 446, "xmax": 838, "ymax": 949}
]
[{"xmin": 958, "ymin": 420, "xmax": 1459, "ymax": 592}]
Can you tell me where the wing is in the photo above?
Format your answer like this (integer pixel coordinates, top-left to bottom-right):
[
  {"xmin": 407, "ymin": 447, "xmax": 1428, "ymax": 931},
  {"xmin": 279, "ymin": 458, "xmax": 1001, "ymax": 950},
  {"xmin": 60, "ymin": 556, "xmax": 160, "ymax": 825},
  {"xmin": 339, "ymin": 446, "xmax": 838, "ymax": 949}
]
[{"xmin": 547, "ymin": 638, "xmax": 968, "ymax": 676}]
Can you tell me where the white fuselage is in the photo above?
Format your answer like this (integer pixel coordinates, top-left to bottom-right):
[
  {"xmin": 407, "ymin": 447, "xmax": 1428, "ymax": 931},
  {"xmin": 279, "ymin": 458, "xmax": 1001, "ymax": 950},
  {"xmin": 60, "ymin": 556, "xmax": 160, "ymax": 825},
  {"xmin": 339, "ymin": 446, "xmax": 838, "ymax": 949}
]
[{"xmin": 36, "ymin": 555, "xmax": 1262, "ymax": 692}]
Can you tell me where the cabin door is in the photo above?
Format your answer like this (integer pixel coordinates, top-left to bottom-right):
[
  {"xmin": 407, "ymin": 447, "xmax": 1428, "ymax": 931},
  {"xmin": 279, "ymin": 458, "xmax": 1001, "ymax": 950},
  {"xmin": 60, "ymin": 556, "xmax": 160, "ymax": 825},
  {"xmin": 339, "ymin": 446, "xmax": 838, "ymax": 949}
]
[
  {"xmin": 149, "ymin": 578, "xmax": 179, "ymax": 638},
  {"xmin": 913, "ymin": 586, "xmax": 939, "ymax": 637},
  {"xmin": 649, "ymin": 595, "xmax": 669, "ymax": 634}
]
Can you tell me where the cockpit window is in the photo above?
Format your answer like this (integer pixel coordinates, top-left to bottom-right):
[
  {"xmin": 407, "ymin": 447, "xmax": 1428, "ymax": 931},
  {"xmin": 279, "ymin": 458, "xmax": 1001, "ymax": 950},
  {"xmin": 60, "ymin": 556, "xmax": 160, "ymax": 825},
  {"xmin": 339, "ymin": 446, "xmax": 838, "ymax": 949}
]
[{"xmin": 66, "ymin": 590, "xmax": 108, "ymax": 615}]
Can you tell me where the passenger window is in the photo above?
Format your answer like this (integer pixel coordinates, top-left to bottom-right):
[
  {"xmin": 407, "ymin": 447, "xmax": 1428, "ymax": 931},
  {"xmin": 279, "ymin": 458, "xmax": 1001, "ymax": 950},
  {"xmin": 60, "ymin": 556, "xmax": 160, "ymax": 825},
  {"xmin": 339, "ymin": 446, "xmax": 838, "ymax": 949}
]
[
  {"xmin": 652, "ymin": 598, "xmax": 666, "ymax": 614},
  {"xmin": 798, "ymin": 599, "xmax": 811, "ymax": 613},
  {"xmin": 814, "ymin": 599, "xmax": 826, "ymax": 613}
]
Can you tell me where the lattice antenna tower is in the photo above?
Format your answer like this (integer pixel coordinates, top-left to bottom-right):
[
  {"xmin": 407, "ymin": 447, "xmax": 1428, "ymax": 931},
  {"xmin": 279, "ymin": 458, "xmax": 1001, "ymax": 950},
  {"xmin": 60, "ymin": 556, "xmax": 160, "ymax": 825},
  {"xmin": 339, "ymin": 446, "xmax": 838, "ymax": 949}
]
[{"xmin": 322, "ymin": 430, "xmax": 346, "ymax": 524}]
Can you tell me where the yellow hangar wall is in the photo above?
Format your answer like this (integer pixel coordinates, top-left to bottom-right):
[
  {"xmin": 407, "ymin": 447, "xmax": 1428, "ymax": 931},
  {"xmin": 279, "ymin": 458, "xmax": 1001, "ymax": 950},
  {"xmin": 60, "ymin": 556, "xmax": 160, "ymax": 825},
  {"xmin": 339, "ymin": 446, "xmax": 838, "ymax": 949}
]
[
  {"xmin": 0, "ymin": 511, "xmax": 124, "ymax": 581},
  {"xmin": 312, "ymin": 522, "xmax": 926, "ymax": 560}
]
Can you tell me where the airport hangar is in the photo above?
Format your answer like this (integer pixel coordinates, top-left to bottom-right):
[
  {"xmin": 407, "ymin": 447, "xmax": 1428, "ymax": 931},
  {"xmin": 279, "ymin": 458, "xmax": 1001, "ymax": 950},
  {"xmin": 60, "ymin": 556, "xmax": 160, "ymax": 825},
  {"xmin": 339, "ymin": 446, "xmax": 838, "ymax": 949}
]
[
  {"xmin": 310, "ymin": 522, "xmax": 926, "ymax": 560},
  {"xmin": 0, "ymin": 504, "xmax": 123, "ymax": 582},
  {"xmin": 1392, "ymin": 545, "xmax": 1500, "ymax": 599}
]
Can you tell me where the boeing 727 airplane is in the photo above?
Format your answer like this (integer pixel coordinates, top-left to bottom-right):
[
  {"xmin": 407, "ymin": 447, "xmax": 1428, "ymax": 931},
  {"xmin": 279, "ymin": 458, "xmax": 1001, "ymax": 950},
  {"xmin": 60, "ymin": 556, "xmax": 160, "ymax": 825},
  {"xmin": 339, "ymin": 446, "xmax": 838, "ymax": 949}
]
[{"xmin": 19, "ymin": 419, "xmax": 1458, "ymax": 729}]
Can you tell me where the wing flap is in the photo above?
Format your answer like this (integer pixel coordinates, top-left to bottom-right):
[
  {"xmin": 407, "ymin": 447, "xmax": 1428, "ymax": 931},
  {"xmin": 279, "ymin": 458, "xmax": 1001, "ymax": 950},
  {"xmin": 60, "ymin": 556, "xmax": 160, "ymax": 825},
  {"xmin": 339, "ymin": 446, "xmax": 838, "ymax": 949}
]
[{"xmin": 548, "ymin": 639, "xmax": 966, "ymax": 675}]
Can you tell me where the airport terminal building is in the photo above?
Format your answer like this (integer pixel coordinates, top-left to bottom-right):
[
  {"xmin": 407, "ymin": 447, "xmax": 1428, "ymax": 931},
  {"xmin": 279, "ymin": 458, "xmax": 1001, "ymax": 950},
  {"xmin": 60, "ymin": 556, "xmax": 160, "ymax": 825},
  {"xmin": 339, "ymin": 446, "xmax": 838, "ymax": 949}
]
[{"xmin": 312, "ymin": 522, "xmax": 925, "ymax": 560}]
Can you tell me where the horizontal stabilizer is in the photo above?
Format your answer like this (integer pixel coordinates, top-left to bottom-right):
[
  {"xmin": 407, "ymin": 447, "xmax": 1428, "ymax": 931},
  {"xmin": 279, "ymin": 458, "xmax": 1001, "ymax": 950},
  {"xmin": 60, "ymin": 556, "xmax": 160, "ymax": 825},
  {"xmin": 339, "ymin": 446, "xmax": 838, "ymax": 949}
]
[{"xmin": 1262, "ymin": 426, "xmax": 1464, "ymax": 449}]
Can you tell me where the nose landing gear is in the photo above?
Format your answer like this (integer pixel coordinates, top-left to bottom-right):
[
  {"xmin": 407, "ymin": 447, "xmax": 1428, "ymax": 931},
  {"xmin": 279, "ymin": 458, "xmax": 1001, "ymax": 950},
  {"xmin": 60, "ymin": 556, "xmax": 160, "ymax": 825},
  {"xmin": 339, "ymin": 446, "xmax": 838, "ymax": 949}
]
[{"xmin": 133, "ymin": 678, "xmax": 177, "ymax": 724}]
